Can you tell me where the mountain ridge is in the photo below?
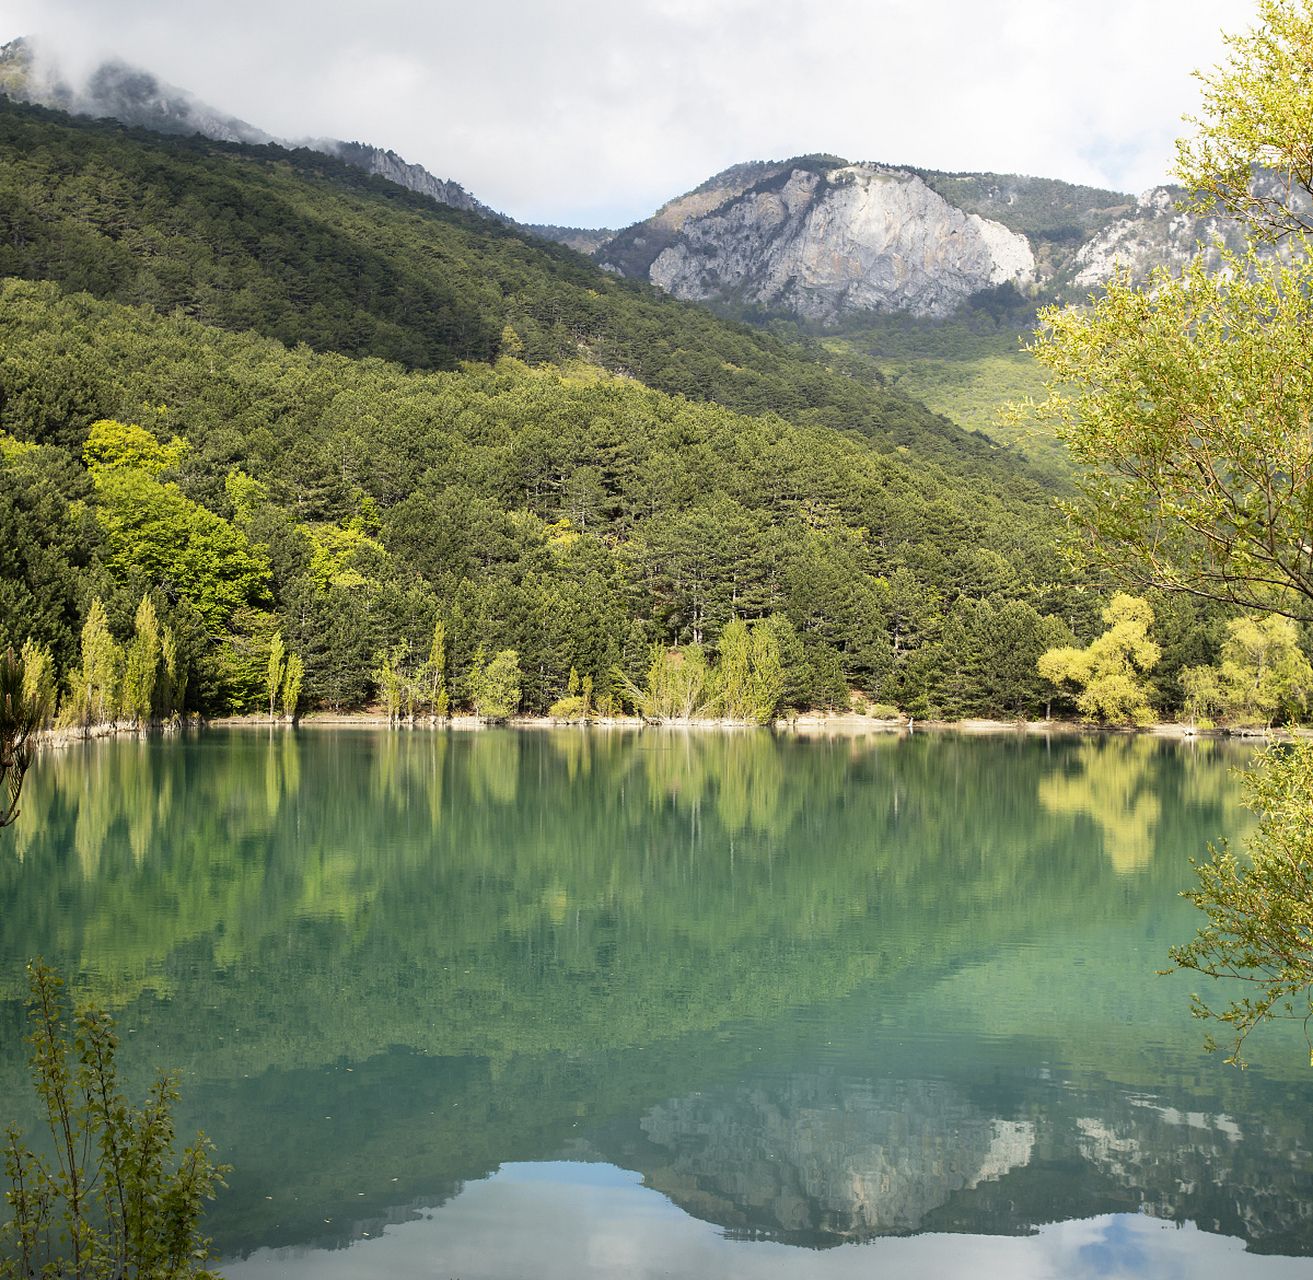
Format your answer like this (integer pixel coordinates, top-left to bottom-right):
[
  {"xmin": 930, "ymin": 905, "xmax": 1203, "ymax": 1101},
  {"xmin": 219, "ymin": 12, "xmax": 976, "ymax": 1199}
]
[
  {"xmin": 0, "ymin": 37, "xmax": 1245, "ymax": 326},
  {"xmin": 0, "ymin": 37, "xmax": 594, "ymax": 239}
]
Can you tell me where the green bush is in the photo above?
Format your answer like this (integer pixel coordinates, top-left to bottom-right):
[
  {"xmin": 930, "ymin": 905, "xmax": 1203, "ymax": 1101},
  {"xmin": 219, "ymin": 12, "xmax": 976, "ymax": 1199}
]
[
  {"xmin": 0, "ymin": 961, "xmax": 229, "ymax": 1279},
  {"xmin": 547, "ymin": 695, "xmax": 587, "ymax": 721}
]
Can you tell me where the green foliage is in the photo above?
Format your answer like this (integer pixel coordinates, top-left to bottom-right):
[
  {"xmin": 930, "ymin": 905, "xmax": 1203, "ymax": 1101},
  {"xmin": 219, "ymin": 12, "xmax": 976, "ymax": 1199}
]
[
  {"xmin": 0, "ymin": 960, "xmax": 228, "ymax": 1278},
  {"xmin": 0, "ymin": 96, "xmax": 1116, "ymax": 721},
  {"xmin": 915, "ymin": 170, "xmax": 1132, "ymax": 238},
  {"xmin": 472, "ymin": 648, "xmax": 522, "ymax": 719},
  {"xmin": 1038, "ymin": 594, "xmax": 1160, "ymax": 725},
  {"xmin": 614, "ymin": 644, "xmax": 712, "ymax": 720},
  {"xmin": 1018, "ymin": 251, "xmax": 1313, "ymax": 619},
  {"xmin": 17, "ymin": 641, "xmax": 54, "ymax": 730},
  {"xmin": 0, "ymin": 96, "xmax": 1049, "ymax": 489},
  {"xmin": 82, "ymin": 419, "xmax": 186, "ymax": 476},
  {"xmin": 0, "ymin": 645, "xmax": 51, "ymax": 829},
  {"xmin": 120, "ymin": 595, "xmax": 161, "ymax": 725},
  {"xmin": 710, "ymin": 618, "xmax": 783, "ymax": 724},
  {"xmin": 62, "ymin": 600, "xmax": 121, "ymax": 730},
  {"xmin": 546, "ymin": 695, "xmax": 588, "ymax": 721},
  {"xmin": 423, "ymin": 620, "xmax": 448, "ymax": 718},
  {"xmin": 266, "ymin": 632, "xmax": 287, "ymax": 722},
  {"xmin": 0, "ymin": 438, "xmax": 95, "ymax": 678},
  {"xmin": 280, "ymin": 653, "xmax": 304, "ymax": 721},
  {"xmin": 1181, "ymin": 615, "xmax": 1313, "ymax": 727},
  {"xmin": 160, "ymin": 626, "xmax": 187, "ymax": 721},
  {"xmin": 93, "ymin": 466, "xmax": 272, "ymax": 637},
  {"xmin": 1168, "ymin": 742, "xmax": 1313, "ymax": 1064},
  {"xmin": 0, "ymin": 277, "xmax": 1081, "ymax": 719},
  {"xmin": 373, "ymin": 643, "xmax": 412, "ymax": 721}
]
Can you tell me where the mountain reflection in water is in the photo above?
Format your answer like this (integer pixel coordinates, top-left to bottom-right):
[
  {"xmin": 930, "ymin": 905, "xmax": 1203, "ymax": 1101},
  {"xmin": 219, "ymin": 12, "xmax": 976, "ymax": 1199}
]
[{"xmin": 1, "ymin": 727, "xmax": 1311, "ymax": 1277}]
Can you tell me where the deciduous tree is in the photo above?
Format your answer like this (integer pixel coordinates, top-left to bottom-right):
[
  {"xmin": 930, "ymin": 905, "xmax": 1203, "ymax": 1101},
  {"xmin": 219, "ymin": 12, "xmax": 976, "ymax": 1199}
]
[{"xmin": 1038, "ymin": 595, "xmax": 1161, "ymax": 725}]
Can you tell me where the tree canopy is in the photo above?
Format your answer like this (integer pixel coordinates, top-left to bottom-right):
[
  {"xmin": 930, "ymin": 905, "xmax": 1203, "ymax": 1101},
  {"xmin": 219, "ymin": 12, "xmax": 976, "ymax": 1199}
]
[{"xmin": 1019, "ymin": 0, "xmax": 1313, "ymax": 1064}]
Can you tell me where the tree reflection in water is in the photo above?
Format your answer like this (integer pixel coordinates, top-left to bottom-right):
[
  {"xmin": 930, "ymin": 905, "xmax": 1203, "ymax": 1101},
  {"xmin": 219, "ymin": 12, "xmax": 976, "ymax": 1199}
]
[{"xmin": 0, "ymin": 727, "xmax": 1305, "ymax": 1272}]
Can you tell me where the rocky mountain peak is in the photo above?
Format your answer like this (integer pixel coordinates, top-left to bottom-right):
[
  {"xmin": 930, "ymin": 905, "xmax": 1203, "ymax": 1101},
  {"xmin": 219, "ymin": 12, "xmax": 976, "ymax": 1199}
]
[{"xmin": 618, "ymin": 161, "xmax": 1037, "ymax": 320}]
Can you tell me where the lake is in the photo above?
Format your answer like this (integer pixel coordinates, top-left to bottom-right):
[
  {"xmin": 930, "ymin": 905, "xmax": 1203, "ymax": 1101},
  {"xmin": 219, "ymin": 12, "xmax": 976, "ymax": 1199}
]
[{"xmin": 3, "ymin": 726, "xmax": 1312, "ymax": 1279}]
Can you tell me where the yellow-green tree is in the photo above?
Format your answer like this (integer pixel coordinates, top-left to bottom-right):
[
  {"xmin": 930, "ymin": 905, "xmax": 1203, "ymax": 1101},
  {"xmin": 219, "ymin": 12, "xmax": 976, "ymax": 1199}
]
[
  {"xmin": 711, "ymin": 618, "xmax": 784, "ymax": 724},
  {"xmin": 1181, "ymin": 614, "xmax": 1313, "ymax": 727},
  {"xmin": 281, "ymin": 653, "xmax": 304, "ymax": 721},
  {"xmin": 424, "ymin": 620, "xmax": 448, "ymax": 718},
  {"xmin": 65, "ymin": 599, "xmax": 122, "ymax": 728},
  {"xmin": 1037, "ymin": 594, "xmax": 1160, "ymax": 725},
  {"xmin": 267, "ymin": 632, "xmax": 287, "ymax": 722},
  {"xmin": 18, "ymin": 639, "xmax": 55, "ymax": 726},
  {"xmin": 614, "ymin": 645, "xmax": 711, "ymax": 721},
  {"xmin": 82, "ymin": 418, "xmax": 187, "ymax": 475},
  {"xmin": 1174, "ymin": 0, "xmax": 1313, "ymax": 242},
  {"xmin": 373, "ymin": 644, "xmax": 408, "ymax": 722},
  {"xmin": 1169, "ymin": 741, "xmax": 1313, "ymax": 1065},
  {"xmin": 121, "ymin": 595, "xmax": 161, "ymax": 725},
  {"xmin": 160, "ymin": 625, "xmax": 187, "ymax": 720},
  {"xmin": 472, "ymin": 648, "xmax": 522, "ymax": 720}
]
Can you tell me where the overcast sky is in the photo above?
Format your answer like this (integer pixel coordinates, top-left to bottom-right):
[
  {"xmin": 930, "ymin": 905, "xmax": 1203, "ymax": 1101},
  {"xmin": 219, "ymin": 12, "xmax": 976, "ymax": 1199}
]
[{"xmin": 0, "ymin": 0, "xmax": 1258, "ymax": 228}]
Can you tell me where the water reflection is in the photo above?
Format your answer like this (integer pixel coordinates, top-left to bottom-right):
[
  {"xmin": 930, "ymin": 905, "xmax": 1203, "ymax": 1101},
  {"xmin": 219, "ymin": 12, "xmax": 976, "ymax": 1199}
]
[
  {"xmin": 0, "ymin": 728, "xmax": 1305, "ymax": 1274},
  {"xmin": 638, "ymin": 1075, "xmax": 1036, "ymax": 1238},
  {"xmin": 223, "ymin": 1164, "xmax": 1313, "ymax": 1280}
]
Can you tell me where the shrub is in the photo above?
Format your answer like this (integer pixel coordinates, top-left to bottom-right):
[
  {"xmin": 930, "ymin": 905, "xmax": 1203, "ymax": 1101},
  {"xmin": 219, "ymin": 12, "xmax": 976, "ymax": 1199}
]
[{"xmin": 0, "ymin": 961, "xmax": 229, "ymax": 1279}]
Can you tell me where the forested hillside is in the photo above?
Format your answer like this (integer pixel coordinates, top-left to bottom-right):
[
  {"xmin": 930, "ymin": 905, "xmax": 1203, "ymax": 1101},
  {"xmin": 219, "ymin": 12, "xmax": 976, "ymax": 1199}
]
[
  {"xmin": 0, "ymin": 95, "xmax": 1222, "ymax": 721},
  {"xmin": 0, "ymin": 97, "xmax": 1027, "ymax": 480}
]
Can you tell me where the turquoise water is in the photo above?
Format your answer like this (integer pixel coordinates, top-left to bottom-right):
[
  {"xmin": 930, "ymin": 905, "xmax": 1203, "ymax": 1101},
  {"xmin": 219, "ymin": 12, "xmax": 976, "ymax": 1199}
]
[{"xmin": 2, "ymin": 727, "xmax": 1311, "ymax": 1277}]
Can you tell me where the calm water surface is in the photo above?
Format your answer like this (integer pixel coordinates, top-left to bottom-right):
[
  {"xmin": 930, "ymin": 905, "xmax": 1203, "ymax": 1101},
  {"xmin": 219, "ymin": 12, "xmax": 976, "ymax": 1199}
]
[{"xmin": 3, "ymin": 727, "xmax": 1311, "ymax": 1279}]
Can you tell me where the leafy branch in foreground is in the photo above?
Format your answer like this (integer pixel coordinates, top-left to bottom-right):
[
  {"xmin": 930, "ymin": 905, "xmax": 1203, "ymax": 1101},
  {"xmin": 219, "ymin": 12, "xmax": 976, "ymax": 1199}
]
[
  {"xmin": 0, "ymin": 960, "xmax": 229, "ymax": 1278},
  {"xmin": 1017, "ymin": 250, "xmax": 1313, "ymax": 621},
  {"xmin": 1174, "ymin": 0, "xmax": 1313, "ymax": 241},
  {"xmin": 1167, "ymin": 742, "xmax": 1313, "ymax": 1066}
]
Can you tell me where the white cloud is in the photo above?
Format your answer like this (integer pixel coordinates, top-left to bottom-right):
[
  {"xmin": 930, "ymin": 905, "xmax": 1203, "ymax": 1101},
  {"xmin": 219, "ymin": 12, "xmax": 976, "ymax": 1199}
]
[{"xmin": 0, "ymin": 0, "xmax": 1257, "ymax": 227}]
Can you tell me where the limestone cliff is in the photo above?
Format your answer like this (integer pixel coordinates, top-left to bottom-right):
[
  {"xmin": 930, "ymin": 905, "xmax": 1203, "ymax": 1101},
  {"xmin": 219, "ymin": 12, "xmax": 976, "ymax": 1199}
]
[
  {"xmin": 608, "ymin": 163, "xmax": 1036, "ymax": 320},
  {"xmin": 1068, "ymin": 184, "xmax": 1253, "ymax": 290},
  {"xmin": 601, "ymin": 159, "xmax": 1277, "ymax": 321}
]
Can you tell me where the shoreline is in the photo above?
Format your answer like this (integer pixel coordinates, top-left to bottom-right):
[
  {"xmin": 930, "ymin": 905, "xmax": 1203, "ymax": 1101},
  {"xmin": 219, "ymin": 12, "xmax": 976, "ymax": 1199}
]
[{"xmin": 32, "ymin": 711, "xmax": 1292, "ymax": 745}]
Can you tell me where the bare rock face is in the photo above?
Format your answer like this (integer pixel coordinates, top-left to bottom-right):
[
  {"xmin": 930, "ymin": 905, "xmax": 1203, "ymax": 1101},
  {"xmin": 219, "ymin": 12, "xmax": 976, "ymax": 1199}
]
[
  {"xmin": 646, "ymin": 166, "xmax": 1035, "ymax": 320},
  {"xmin": 325, "ymin": 141, "xmax": 505, "ymax": 221},
  {"xmin": 1070, "ymin": 185, "xmax": 1248, "ymax": 290}
]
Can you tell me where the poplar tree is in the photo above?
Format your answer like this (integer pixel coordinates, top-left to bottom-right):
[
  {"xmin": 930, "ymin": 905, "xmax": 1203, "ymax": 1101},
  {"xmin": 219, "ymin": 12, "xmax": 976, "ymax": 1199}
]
[
  {"xmin": 121, "ymin": 595, "xmax": 161, "ymax": 725},
  {"xmin": 426, "ymin": 620, "xmax": 448, "ymax": 717},
  {"xmin": 267, "ymin": 632, "xmax": 287, "ymax": 722},
  {"xmin": 69, "ymin": 599, "xmax": 121, "ymax": 728},
  {"xmin": 281, "ymin": 652, "xmax": 304, "ymax": 721}
]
